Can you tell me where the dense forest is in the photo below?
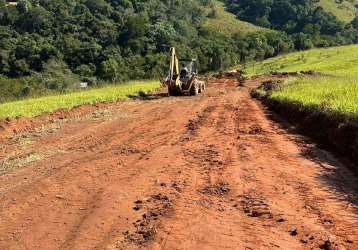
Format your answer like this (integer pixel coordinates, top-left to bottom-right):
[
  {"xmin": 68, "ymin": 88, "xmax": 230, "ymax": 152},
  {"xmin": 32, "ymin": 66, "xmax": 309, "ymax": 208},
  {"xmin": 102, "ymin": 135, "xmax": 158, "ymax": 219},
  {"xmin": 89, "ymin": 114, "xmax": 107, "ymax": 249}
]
[{"xmin": 0, "ymin": 0, "xmax": 357, "ymax": 102}]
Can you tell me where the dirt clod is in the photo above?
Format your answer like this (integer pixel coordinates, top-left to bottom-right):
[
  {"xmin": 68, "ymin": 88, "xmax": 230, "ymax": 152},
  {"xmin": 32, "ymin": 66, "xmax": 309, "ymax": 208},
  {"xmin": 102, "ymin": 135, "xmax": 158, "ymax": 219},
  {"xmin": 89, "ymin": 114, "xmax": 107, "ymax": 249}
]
[
  {"xmin": 124, "ymin": 193, "xmax": 173, "ymax": 246},
  {"xmin": 289, "ymin": 227, "xmax": 298, "ymax": 236},
  {"xmin": 199, "ymin": 182, "xmax": 230, "ymax": 196},
  {"xmin": 239, "ymin": 194, "xmax": 272, "ymax": 219}
]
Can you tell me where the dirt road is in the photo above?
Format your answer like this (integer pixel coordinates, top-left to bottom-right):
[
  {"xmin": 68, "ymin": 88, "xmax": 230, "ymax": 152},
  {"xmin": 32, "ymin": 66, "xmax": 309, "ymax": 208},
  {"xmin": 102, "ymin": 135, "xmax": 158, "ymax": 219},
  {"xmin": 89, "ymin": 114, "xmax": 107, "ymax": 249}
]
[{"xmin": 0, "ymin": 79, "xmax": 357, "ymax": 249}]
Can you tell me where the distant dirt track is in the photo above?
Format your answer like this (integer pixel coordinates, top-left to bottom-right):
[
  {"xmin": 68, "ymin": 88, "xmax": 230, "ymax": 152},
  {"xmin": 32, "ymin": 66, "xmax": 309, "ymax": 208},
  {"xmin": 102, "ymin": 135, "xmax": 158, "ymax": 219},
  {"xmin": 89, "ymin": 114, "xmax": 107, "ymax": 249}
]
[{"xmin": 0, "ymin": 78, "xmax": 357, "ymax": 249}]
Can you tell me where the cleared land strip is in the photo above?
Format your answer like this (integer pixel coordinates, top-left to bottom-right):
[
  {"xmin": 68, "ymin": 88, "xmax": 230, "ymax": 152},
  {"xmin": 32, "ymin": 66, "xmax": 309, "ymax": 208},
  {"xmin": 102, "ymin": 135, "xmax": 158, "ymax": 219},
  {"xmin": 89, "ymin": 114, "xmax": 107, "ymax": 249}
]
[{"xmin": 0, "ymin": 80, "xmax": 357, "ymax": 249}]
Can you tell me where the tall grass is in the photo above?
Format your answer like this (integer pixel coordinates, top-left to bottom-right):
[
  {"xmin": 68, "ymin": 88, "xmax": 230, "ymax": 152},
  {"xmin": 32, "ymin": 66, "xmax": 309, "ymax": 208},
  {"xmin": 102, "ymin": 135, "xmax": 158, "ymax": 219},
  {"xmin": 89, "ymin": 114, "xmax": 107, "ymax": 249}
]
[
  {"xmin": 270, "ymin": 76, "xmax": 358, "ymax": 120},
  {"xmin": 0, "ymin": 80, "xmax": 160, "ymax": 119}
]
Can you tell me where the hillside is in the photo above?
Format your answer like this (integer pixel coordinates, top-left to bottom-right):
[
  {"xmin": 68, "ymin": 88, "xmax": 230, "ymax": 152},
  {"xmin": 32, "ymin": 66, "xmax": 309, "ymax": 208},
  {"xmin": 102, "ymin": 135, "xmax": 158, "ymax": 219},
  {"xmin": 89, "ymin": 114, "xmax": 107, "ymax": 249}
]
[
  {"xmin": 244, "ymin": 44, "xmax": 358, "ymax": 76},
  {"xmin": 202, "ymin": 1, "xmax": 266, "ymax": 36},
  {"xmin": 317, "ymin": 0, "xmax": 358, "ymax": 23},
  {"xmin": 223, "ymin": 0, "xmax": 358, "ymax": 48}
]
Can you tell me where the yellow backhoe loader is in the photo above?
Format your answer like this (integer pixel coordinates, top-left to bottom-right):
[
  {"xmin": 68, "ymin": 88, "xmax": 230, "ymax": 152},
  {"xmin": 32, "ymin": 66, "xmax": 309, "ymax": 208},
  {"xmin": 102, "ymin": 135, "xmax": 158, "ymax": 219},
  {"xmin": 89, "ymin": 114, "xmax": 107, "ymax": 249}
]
[{"xmin": 162, "ymin": 47, "xmax": 206, "ymax": 96}]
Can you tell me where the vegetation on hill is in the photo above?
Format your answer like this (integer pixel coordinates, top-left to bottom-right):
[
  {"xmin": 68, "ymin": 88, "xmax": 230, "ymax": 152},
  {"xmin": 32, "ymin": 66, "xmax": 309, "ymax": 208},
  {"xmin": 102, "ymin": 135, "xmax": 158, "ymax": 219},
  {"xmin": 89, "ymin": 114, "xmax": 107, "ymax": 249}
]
[
  {"xmin": 317, "ymin": 0, "xmax": 358, "ymax": 23},
  {"xmin": 202, "ymin": 1, "xmax": 266, "ymax": 36},
  {"xmin": 224, "ymin": 0, "xmax": 358, "ymax": 49},
  {"xmin": 244, "ymin": 44, "xmax": 358, "ymax": 76}
]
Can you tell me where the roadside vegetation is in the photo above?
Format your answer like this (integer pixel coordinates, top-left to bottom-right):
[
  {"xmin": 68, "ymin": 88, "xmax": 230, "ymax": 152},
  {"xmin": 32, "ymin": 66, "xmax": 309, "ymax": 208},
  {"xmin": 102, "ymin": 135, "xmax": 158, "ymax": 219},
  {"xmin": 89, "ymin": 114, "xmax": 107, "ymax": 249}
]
[
  {"xmin": 249, "ymin": 44, "xmax": 358, "ymax": 161},
  {"xmin": 249, "ymin": 44, "xmax": 358, "ymax": 119},
  {"xmin": 270, "ymin": 76, "xmax": 358, "ymax": 120},
  {"xmin": 0, "ymin": 80, "xmax": 159, "ymax": 119}
]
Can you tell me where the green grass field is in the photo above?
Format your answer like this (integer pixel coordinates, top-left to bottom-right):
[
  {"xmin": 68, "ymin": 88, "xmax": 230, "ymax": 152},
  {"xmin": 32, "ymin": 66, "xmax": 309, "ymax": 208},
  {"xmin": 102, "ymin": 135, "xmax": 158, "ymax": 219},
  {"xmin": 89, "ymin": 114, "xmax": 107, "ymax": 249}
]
[
  {"xmin": 247, "ymin": 44, "xmax": 358, "ymax": 121},
  {"xmin": 317, "ymin": 0, "xmax": 358, "ymax": 23},
  {"xmin": 0, "ymin": 80, "xmax": 160, "ymax": 119}
]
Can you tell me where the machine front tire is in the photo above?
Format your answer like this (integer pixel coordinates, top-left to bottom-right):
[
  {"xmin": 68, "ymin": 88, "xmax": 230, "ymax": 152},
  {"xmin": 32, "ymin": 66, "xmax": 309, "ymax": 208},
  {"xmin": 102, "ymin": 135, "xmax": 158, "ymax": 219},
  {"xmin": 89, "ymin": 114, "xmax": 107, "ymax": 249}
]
[{"xmin": 190, "ymin": 83, "xmax": 199, "ymax": 96}]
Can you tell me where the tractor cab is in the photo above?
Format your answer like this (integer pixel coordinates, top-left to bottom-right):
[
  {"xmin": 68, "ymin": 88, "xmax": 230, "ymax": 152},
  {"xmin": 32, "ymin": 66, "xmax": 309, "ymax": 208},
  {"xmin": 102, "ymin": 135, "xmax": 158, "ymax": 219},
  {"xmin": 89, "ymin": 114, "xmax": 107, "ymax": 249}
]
[{"xmin": 179, "ymin": 59, "xmax": 197, "ymax": 81}]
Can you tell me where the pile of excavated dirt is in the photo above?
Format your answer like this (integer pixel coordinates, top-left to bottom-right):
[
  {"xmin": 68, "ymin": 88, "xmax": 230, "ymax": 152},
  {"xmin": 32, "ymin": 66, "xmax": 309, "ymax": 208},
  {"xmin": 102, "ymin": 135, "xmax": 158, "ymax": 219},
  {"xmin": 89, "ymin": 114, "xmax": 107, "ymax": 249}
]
[{"xmin": 213, "ymin": 70, "xmax": 245, "ymax": 82}]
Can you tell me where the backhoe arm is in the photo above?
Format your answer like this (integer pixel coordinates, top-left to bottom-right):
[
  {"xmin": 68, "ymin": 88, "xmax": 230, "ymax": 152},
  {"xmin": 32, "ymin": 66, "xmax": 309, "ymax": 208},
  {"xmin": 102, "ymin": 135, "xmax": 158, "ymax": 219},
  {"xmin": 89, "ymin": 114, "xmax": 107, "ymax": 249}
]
[{"xmin": 169, "ymin": 47, "xmax": 180, "ymax": 87}]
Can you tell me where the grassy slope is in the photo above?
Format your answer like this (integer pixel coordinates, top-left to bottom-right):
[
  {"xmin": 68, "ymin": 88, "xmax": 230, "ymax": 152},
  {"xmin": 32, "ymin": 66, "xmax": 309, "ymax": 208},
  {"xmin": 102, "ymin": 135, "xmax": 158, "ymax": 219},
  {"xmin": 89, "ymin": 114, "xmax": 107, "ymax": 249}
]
[
  {"xmin": 0, "ymin": 80, "xmax": 160, "ymax": 119},
  {"xmin": 317, "ymin": 0, "xmax": 358, "ymax": 23},
  {"xmin": 247, "ymin": 44, "xmax": 358, "ymax": 119},
  {"xmin": 245, "ymin": 44, "xmax": 358, "ymax": 76},
  {"xmin": 202, "ymin": 1, "xmax": 266, "ymax": 36}
]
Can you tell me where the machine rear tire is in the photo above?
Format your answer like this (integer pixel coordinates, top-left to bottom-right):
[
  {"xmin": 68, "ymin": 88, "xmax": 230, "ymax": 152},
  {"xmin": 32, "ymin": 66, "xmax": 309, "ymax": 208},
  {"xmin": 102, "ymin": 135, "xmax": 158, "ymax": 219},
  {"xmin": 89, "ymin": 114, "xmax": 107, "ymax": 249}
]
[
  {"xmin": 168, "ymin": 87, "xmax": 181, "ymax": 96},
  {"xmin": 199, "ymin": 82, "xmax": 206, "ymax": 93}
]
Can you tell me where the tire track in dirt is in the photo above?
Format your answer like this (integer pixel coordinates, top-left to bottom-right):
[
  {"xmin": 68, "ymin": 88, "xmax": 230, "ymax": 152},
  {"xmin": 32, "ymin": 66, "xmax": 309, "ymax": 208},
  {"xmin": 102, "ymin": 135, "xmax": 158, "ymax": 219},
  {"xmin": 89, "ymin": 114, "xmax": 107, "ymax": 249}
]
[
  {"xmin": 0, "ymin": 96, "xmax": 211, "ymax": 249},
  {"xmin": 231, "ymin": 91, "xmax": 358, "ymax": 249},
  {"xmin": 151, "ymin": 87, "xmax": 276, "ymax": 249}
]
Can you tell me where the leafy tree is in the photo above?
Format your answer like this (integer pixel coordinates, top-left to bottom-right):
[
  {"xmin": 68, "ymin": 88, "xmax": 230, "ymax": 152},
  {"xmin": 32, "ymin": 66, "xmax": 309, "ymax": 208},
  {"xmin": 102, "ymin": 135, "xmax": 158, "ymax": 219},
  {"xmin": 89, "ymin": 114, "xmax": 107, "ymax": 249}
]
[
  {"xmin": 17, "ymin": 6, "xmax": 53, "ymax": 34},
  {"xmin": 352, "ymin": 17, "xmax": 358, "ymax": 30},
  {"xmin": 16, "ymin": 0, "xmax": 32, "ymax": 14},
  {"xmin": 74, "ymin": 64, "xmax": 95, "ymax": 77},
  {"xmin": 99, "ymin": 59, "xmax": 119, "ymax": 82}
]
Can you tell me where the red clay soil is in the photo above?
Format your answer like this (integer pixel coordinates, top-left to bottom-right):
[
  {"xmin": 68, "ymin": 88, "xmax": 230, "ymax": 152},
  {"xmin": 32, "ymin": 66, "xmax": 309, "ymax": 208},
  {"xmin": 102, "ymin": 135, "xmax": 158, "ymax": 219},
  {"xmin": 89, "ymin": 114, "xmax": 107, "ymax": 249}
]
[{"xmin": 0, "ymin": 79, "xmax": 357, "ymax": 249}]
